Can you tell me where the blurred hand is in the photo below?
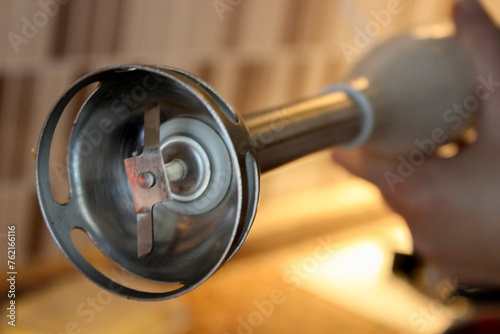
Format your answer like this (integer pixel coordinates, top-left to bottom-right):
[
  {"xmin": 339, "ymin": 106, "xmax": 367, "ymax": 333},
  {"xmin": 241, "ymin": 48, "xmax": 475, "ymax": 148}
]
[{"xmin": 334, "ymin": 0, "xmax": 500, "ymax": 287}]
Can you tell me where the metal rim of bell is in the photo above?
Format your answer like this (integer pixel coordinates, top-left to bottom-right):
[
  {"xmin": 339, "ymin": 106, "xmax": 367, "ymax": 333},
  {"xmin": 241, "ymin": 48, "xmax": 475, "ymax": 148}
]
[{"xmin": 35, "ymin": 65, "xmax": 260, "ymax": 300}]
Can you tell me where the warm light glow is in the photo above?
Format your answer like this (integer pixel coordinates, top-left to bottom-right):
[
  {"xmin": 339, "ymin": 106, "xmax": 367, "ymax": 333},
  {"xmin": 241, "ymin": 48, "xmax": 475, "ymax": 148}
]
[
  {"xmin": 436, "ymin": 143, "xmax": 460, "ymax": 159},
  {"xmin": 315, "ymin": 241, "xmax": 386, "ymax": 284},
  {"xmin": 288, "ymin": 225, "xmax": 461, "ymax": 334},
  {"xmin": 411, "ymin": 23, "xmax": 455, "ymax": 40}
]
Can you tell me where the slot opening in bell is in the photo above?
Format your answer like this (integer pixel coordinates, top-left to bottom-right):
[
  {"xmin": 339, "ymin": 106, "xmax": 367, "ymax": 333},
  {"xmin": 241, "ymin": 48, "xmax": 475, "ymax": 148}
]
[
  {"xmin": 48, "ymin": 81, "xmax": 101, "ymax": 205},
  {"xmin": 36, "ymin": 65, "xmax": 259, "ymax": 300}
]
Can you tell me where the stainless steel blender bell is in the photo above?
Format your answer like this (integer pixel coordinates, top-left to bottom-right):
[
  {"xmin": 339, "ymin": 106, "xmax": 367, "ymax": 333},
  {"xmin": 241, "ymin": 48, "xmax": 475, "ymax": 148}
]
[{"xmin": 36, "ymin": 24, "xmax": 475, "ymax": 300}]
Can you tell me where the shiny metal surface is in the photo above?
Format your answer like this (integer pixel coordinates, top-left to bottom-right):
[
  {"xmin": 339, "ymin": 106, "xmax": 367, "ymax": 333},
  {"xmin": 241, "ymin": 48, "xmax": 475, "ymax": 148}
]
[
  {"xmin": 159, "ymin": 118, "xmax": 232, "ymax": 215},
  {"xmin": 36, "ymin": 65, "xmax": 259, "ymax": 300},
  {"xmin": 124, "ymin": 103, "xmax": 173, "ymax": 258},
  {"xmin": 36, "ymin": 62, "xmax": 364, "ymax": 300},
  {"xmin": 161, "ymin": 136, "xmax": 211, "ymax": 202},
  {"xmin": 35, "ymin": 23, "xmax": 478, "ymax": 303},
  {"xmin": 246, "ymin": 91, "xmax": 363, "ymax": 173},
  {"xmin": 164, "ymin": 159, "xmax": 188, "ymax": 183}
]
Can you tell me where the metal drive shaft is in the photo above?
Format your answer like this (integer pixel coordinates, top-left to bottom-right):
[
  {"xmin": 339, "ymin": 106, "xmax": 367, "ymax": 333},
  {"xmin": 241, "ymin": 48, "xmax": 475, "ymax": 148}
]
[{"xmin": 246, "ymin": 88, "xmax": 364, "ymax": 172}]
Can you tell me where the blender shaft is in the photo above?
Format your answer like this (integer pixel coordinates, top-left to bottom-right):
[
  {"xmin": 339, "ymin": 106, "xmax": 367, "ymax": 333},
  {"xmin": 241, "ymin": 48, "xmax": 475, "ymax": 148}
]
[{"xmin": 245, "ymin": 89, "xmax": 363, "ymax": 173}]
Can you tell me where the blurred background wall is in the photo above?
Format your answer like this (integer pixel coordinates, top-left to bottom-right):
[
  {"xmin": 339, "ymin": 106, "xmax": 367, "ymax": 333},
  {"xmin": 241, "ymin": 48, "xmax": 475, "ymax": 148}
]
[{"xmin": 1, "ymin": 1, "xmax": 500, "ymax": 333}]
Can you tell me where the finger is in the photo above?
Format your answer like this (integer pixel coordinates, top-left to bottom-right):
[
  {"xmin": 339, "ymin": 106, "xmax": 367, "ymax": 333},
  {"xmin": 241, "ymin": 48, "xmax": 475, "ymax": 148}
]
[
  {"xmin": 333, "ymin": 148, "xmax": 449, "ymax": 216},
  {"xmin": 333, "ymin": 149, "xmax": 399, "ymax": 190},
  {"xmin": 454, "ymin": 0, "xmax": 500, "ymax": 142}
]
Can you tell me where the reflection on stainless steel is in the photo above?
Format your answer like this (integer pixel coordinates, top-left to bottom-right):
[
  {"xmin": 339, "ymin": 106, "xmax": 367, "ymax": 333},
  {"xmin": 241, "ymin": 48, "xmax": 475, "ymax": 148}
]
[
  {"xmin": 164, "ymin": 159, "xmax": 188, "ymax": 183},
  {"xmin": 246, "ymin": 91, "xmax": 362, "ymax": 172},
  {"xmin": 36, "ymin": 27, "xmax": 475, "ymax": 301},
  {"xmin": 159, "ymin": 117, "xmax": 233, "ymax": 215},
  {"xmin": 36, "ymin": 65, "xmax": 258, "ymax": 300},
  {"xmin": 161, "ymin": 136, "xmax": 212, "ymax": 203},
  {"xmin": 124, "ymin": 103, "xmax": 172, "ymax": 258},
  {"xmin": 35, "ymin": 64, "xmax": 365, "ymax": 300}
]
